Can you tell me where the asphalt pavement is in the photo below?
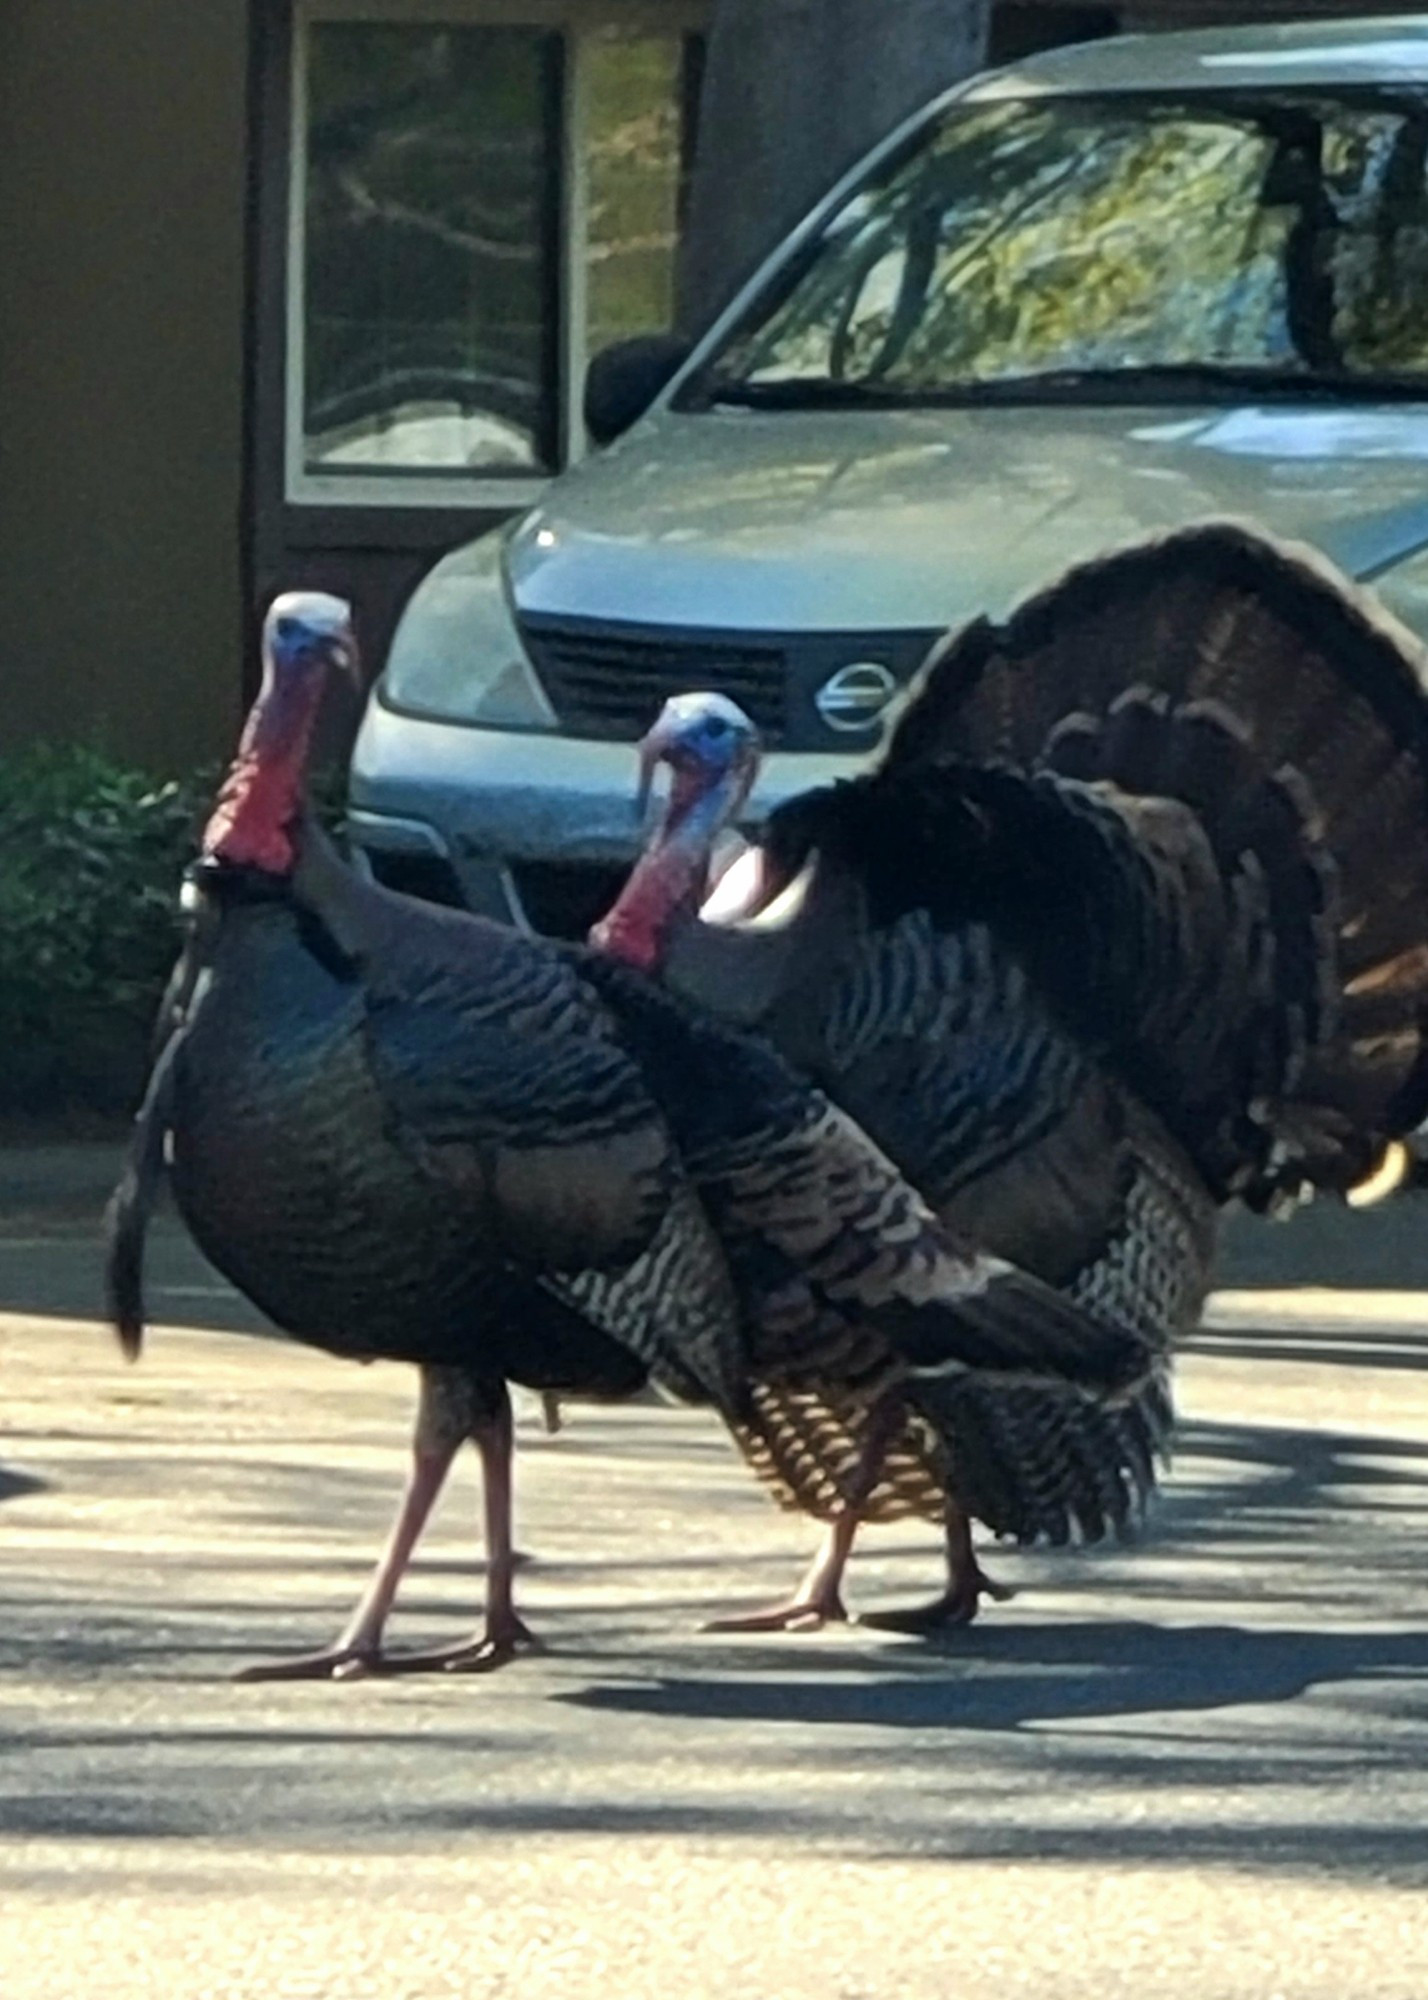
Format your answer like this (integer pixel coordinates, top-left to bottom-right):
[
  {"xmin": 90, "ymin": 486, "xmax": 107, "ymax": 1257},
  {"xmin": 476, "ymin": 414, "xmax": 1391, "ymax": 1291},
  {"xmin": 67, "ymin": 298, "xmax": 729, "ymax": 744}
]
[{"xmin": 3, "ymin": 1146, "xmax": 1428, "ymax": 1998}]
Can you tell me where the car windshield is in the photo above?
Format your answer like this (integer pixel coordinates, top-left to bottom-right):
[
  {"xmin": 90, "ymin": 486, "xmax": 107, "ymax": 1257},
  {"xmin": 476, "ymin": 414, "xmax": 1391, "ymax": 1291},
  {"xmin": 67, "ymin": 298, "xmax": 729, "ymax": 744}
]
[{"xmin": 679, "ymin": 88, "xmax": 1428, "ymax": 408}]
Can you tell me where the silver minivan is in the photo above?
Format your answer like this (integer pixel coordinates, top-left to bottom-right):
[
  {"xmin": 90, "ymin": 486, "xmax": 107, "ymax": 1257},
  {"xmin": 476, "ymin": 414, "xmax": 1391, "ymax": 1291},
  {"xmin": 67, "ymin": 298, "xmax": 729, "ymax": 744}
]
[{"xmin": 349, "ymin": 15, "xmax": 1428, "ymax": 936}]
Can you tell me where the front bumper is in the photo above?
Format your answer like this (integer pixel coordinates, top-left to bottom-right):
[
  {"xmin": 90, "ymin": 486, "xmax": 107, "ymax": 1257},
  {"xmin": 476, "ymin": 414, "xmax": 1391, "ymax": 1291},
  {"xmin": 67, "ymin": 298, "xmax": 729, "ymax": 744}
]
[{"xmin": 347, "ymin": 691, "xmax": 876, "ymax": 934}]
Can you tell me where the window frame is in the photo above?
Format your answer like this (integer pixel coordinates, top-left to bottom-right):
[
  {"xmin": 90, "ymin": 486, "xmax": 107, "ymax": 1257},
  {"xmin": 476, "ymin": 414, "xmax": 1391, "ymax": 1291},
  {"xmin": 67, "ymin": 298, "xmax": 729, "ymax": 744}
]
[{"xmin": 285, "ymin": 0, "xmax": 707, "ymax": 511}]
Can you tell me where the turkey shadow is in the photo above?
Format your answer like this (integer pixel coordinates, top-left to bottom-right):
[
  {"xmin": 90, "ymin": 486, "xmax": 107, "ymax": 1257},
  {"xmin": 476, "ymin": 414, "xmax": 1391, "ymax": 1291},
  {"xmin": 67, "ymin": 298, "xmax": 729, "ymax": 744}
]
[
  {"xmin": 554, "ymin": 1412, "xmax": 1428, "ymax": 1734},
  {"xmin": 556, "ymin": 1615, "xmax": 1428, "ymax": 1734},
  {"xmin": 0, "ymin": 1463, "xmax": 47, "ymax": 1503}
]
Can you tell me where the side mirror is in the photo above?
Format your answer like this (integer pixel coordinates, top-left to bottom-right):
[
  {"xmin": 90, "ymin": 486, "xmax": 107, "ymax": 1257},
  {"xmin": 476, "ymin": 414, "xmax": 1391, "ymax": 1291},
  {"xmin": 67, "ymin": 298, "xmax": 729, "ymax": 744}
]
[{"xmin": 583, "ymin": 334, "xmax": 693, "ymax": 447}]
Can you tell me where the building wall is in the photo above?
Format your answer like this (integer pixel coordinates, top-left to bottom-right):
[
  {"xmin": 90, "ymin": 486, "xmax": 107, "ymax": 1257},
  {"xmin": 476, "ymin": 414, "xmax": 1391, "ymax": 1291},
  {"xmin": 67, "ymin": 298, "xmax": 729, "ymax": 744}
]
[{"xmin": 0, "ymin": 0, "xmax": 249, "ymax": 772}]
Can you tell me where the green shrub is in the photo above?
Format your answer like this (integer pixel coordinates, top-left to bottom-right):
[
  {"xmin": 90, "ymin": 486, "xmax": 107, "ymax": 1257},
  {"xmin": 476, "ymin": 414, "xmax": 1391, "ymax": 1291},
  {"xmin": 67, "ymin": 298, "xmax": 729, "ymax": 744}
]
[
  {"xmin": 0, "ymin": 746, "xmax": 352, "ymax": 1116},
  {"xmin": 0, "ymin": 747, "xmax": 211, "ymax": 1114}
]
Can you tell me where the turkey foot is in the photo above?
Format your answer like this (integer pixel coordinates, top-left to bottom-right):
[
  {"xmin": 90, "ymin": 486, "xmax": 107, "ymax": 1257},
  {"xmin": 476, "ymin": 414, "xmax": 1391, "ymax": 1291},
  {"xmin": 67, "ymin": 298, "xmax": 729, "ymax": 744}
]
[
  {"xmin": 334, "ymin": 1614, "xmax": 543, "ymax": 1678},
  {"xmin": 233, "ymin": 1641, "xmax": 384, "ymax": 1684},
  {"xmin": 859, "ymin": 1565, "xmax": 1014, "ymax": 1634},
  {"xmin": 704, "ymin": 1515, "xmax": 855, "ymax": 1633},
  {"xmin": 232, "ymin": 1411, "xmax": 465, "ymax": 1684},
  {"xmin": 363, "ymin": 1393, "xmax": 538, "ymax": 1673},
  {"xmin": 236, "ymin": 1383, "xmax": 532, "ymax": 1683},
  {"xmin": 444, "ymin": 1613, "xmax": 543, "ymax": 1674},
  {"xmin": 703, "ymin": 1589, "xmax": 848, "ymax": 1634},
  {"xmin": 861, "ymin": 1511, "xmax": 1014, "ymax": 1634}
]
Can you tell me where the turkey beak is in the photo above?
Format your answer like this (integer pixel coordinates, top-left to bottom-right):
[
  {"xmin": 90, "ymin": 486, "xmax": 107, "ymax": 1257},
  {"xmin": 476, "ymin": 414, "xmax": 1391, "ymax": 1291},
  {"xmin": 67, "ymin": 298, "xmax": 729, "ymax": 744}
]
[
  {"xmin": 329, "ymin": 627, "xmax": 361, "ymax": 685},
  {"xmin": 635, "ymin": 721, "xmax": 673, "ymax": 823}
]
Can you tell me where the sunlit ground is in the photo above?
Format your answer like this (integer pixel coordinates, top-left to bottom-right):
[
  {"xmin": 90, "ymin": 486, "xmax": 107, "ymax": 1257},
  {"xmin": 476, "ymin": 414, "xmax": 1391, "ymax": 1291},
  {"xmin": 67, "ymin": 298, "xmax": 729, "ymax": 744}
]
[{"xmin": 2, "ymin": 1169, "xmax": 1428, "ymax": 1996}]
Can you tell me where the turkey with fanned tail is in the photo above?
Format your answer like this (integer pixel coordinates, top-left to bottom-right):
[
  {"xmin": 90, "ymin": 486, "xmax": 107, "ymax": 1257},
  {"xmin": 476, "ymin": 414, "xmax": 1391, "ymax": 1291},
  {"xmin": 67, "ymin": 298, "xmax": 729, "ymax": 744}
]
[
  {"xmin": 104, "ymin": 592, "xmax": 1144, "ymax": 1678},
  {"xmin": 594, "ymin": 519, "xmax": 1428, "ymax": 1630}
]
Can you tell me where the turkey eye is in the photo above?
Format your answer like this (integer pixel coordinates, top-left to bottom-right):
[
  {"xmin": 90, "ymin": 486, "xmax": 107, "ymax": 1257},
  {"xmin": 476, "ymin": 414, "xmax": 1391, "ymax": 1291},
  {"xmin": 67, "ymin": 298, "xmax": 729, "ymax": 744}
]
[
  {"xmin": 704, "ymin": 716, "xmax": 729, "ymax": 740},
  {"xmin": 275, "ymin": 617, "xmax": 299, "ymax": 646}
]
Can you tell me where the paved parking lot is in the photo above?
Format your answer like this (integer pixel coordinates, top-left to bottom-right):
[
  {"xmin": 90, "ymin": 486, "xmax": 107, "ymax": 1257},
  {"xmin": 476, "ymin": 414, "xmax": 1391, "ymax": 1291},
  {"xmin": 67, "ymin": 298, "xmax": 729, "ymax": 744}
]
[{"xmin": 3, "ymin": 1155, "xmax": 1428, "ymax": 1997}]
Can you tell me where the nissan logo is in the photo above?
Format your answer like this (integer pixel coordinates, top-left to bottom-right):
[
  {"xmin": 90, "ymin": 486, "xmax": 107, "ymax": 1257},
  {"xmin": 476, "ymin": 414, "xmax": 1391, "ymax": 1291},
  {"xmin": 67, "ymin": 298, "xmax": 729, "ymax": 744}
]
[{"xmin": 814, "ymin": 660, "xmax": 899, "ymax": 732}]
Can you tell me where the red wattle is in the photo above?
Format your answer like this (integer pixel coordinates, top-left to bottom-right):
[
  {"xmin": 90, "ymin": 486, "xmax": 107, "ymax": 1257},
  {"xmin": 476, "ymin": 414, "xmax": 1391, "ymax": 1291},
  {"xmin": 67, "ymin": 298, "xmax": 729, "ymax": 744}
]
[
  {"xmin": 201, "ymin": 758, "xmax": 299, "ymax": 874},
  {"xmin": 200, "ymin": 671, "xmax": 325, "ymax": 876},
  {"xmin": 591, "ymin": 838, "xmax": 705, "ymax": 971}
]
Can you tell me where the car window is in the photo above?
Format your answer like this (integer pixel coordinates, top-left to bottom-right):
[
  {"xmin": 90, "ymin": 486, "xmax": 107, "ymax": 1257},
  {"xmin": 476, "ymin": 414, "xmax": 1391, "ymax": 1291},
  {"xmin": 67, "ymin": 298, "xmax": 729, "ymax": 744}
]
[{"xmin": 683, "ymin": 90, "xmax": 1428, "ymax": 403}]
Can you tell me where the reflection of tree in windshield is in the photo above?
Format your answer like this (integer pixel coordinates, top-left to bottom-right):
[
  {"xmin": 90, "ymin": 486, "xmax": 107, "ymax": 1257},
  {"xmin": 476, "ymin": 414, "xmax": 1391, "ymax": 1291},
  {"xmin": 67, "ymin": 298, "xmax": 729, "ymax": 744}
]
[
  {"xmin": 1329, "ymin": 105, "xmax": 1428, "ymax": 365},
  {"xmin": 699, "ymin": 91, "xmax": 1428, "ymax": 399}
]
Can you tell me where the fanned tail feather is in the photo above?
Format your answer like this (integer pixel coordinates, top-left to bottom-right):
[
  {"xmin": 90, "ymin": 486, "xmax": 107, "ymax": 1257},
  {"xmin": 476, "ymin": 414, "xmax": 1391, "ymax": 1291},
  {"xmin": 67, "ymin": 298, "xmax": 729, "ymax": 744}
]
[
  {"xmin": 770, "ymin": 521, "xmax": 1428, "ymax": 1204},
  {"xmin": 913, "ymin": 1368, "xmax": 1174, "ymax": 1548}
]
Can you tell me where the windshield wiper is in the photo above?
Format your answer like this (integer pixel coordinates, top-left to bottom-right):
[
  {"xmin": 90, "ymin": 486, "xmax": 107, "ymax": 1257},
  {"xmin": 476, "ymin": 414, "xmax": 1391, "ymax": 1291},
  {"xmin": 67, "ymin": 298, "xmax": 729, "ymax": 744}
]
[
  {"xmin": 700, "ymin": 377, "xmax": 929, "ymax": 412},
  {"xmin": 698, "ymin": 363, "xmax": 1428, "ymax": 411},
  {"xmin": 926, "ymin": 364, "xmax": 1428, "ymax": 405}
]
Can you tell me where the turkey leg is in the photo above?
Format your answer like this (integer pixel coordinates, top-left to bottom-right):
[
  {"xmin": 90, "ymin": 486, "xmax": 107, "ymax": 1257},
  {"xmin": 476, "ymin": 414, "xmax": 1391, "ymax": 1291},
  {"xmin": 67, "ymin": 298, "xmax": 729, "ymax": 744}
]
[
  {"xmin": 402, "ymin": 1388, "xmax": 542, "ymax": 1673},
  {"xmin": 233, "ymin": 1423, "xmax": 461, "ymax": 1683},
  {"xmin": 859, "ymin": 1506, "xmax": 1014, "ymax": 1634},
  {"xmin": 703, "ymin": 1392, "xmax": 907, "ymax": 1634},
  {"xmin": 234, "ymin": 1372, "xmax": 536, "ymax": 1682},
  {"xmin": 703, "ymin": 1510, "xmax": 857, "ymax": 1633}
]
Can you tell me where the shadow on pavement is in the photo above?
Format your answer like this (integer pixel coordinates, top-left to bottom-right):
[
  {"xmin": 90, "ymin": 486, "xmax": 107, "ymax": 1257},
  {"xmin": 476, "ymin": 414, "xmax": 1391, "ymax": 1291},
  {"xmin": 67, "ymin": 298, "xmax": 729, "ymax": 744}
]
[
  {"xmin": 557, "ymin": 1617, "xmax": 1428, "ymax": 1732},
  {"xmin": 0, "ymin": 1464, "xmax": 47, "ymax": 1503},
  {"xmin": 1191, "ymin": 1323, "xmax": 1428, "ymax": 1372},
  {"xmin": 4, "ymin": 1401, "xmax": 1427, "ymax": 1886}
]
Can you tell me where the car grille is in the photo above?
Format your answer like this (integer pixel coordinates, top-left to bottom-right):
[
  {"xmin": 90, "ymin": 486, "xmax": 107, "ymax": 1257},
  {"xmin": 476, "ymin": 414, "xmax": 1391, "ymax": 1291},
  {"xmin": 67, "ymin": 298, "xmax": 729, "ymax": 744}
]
[{"xmin": 518, "ymin": 614, "xmax": 788, "ymax": 744}]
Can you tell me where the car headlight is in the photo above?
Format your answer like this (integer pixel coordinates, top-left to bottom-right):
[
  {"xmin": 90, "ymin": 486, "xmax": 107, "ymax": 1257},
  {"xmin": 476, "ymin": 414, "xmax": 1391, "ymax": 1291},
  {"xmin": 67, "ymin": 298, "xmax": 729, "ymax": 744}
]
[{"xmin": 379, "ymin": 530, "xmax": 556, "ymax": 730}]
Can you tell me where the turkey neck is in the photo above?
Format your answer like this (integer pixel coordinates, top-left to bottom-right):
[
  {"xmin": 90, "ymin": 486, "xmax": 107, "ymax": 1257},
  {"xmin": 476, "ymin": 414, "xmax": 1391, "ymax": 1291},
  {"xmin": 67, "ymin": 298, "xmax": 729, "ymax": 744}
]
[
  {"xmin": 592, "ymin": 767, "xmax": 740, "ymax": 972},
  {"xmin": 200, "ymin": 659, "xmax": 327, "ymax": 877}
]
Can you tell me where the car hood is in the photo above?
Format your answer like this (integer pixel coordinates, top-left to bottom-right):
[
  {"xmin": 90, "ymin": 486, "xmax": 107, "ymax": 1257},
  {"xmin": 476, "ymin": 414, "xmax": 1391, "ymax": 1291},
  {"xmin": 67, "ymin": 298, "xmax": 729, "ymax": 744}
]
[{"xmin": 508, "ymin": 402, "xmax": 1428, "ymax": 632}]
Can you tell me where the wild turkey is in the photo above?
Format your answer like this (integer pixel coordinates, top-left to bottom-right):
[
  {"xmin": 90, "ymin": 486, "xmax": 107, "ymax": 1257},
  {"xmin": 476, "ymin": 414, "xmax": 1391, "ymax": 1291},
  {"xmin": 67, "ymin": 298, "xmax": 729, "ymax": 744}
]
[
  {"xmin": 595, "ymin": 520, "xmax": 1428, "ymax": 1628},
  {"xmin": 108, "ymin": 597, "xmax": 706, "ymax": 1676},
  {"xmin": 106, "ymin": 592, "xmax": 1144, "ymax": 1678}
]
